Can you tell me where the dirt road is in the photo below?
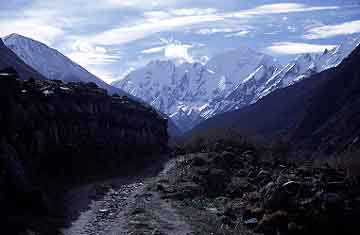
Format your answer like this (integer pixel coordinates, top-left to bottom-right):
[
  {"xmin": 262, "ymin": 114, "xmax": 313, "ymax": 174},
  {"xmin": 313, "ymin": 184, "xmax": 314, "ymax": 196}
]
[{"xmin": 61, "ymin": 158, "xmax": 193, "ymax": 235}]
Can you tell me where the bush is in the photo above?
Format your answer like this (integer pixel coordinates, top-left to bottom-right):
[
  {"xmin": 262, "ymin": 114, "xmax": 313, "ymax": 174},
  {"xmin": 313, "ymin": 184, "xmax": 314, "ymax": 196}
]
[{"xmin": 179, "ymin": 128, "xmax": 261, "ymax": 154}]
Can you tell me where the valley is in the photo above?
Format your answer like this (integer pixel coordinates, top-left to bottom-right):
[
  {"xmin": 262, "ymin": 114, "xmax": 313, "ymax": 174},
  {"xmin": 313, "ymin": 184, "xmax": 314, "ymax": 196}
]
[{"xmin": 1, "ymin": 4, "xmax": 360, "ymax": 234}]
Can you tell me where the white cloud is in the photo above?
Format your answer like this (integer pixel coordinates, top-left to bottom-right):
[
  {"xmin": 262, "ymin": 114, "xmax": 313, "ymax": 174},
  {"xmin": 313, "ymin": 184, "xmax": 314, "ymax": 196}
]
[
  {"xmin": 103, "ymin": 0, "xmax": 177, "ymax": 8},
  {"xmin": 87, "ymin": 14, "xmax": 224, "ymax": 46},
  {"xmin": 88, "ymin": 67, "xmax": 118, "ymax": 84},
  {"xmin": 141, "ymin": 46, "xmax": 166, "ymax": 54},
  {"xmin": 196, "ymin": 28, "xmax": 236, "ymax": 35},
  {"xmin": 32, "ymin": 0, "xmax": 178, "ymax": 11},
  {"xmin": 225, "ymin": 30, "xmax": 250, "ymax": 38},
  {"xmin": 264, "ymin": 31, "xmax": 281, "ymax": 35},
  {"xmin": 170, "ymin": 8, "xmax": 217, "ymax": 16},
  {"xmin": 0, "ymin": 0, "xmax": 345, "ymax": 77},
  {"xmin": 0, "ymin": 19, "xmax": 64, "ymax": 45},
  {"xmin": 304, "ymin": 20, "xmax": 360, "ymax": 39},
  {"xmin": 85, "ymin": 3, "xmax": 339, "ymax": 47},
  {"xmin": 144, "ymin": 11, "xmax": 171, "ymax": 20},
  {"xmin": 143, "ymin": 8, "xmax": 217, "ymax": 21},
  {"xmin": 164, "ymin": 43, "xmax": 193, "ymax": 62},
  {"xmin": 287, "ymin": 26, "xmax": 296, "ymax": 33},
  {"xmin": 67, "ymin": 41, "xmax": 121, "ymax": 67},
  {"xmin": 231, "ymin": 3, "xmax": 339, "ymax": 18},
  {"xmin": 266, "ymin": 42, "xmax": 337, "ymax": 54},
  {"xmin": 141, "ymin": 39, "xmax": 194, "ymax": 63}
]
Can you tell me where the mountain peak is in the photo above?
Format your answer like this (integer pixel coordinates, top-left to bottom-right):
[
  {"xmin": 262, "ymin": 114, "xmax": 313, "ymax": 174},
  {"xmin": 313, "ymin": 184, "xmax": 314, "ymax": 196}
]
[
  {"xmin": 5, "ymin": 33, "xmax": 41, "ymax": 44},
  {"xmin": 2, "ymin": 33, "xmax": 127, "ymax": 95},
  {"xmin": 148, "ymin": 59, "xmax": 175, "ymax": 67},
  {"xmin": 4, "ymin": 33, "xmax": 22, "ymax": 40},
  {"xmin": 114, "ymin": 38, "xmax": 359, "ymax": 132},
  {"xmin": 294, "ymin": 53, "xmax": 314, "ymax": 62},
  {"xmin": 113, "ymin": 44, "xmax": 283, "ymax": 131}
]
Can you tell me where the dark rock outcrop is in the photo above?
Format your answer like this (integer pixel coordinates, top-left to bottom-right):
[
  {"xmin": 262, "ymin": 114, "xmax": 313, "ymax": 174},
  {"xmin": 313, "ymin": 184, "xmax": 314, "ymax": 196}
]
[{"xmin": 0, "ymin": 69, "xmax": 168, "ymax": 233}]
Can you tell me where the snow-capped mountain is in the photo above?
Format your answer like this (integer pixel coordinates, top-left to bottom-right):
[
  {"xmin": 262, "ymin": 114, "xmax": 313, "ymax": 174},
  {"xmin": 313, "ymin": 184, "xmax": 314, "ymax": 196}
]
[
  {"xmin": 2, "ymin": 33, "xmax": 182, "ymax": 136},
  {"xmin": 113, "ymin": 38, "xmax": 360, "ymax": 132},
  {"xmin": 200, "ymin": 61, "xmax": 281, "ymax": 119},
  {"xmin": 255, "ymin": 37, "xmax": 360, "ymax": 101},
  {"xmin": 3, "ymin": 34, "xmax": 124, "ymax": 95},
  {"xmin": 198, "ymin": 38, "xmax": 360, "ymax": 123},
  {"xmin": 113, "ymin": 46, "xmax": 282, "ymax": 131}
]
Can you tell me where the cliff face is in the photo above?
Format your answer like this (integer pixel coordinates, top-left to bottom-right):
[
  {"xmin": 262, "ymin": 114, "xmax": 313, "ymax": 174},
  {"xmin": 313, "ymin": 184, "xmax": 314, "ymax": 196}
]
[{"xmin": 0, "ymin": 69, "xmax": 168, "ymax": 233}]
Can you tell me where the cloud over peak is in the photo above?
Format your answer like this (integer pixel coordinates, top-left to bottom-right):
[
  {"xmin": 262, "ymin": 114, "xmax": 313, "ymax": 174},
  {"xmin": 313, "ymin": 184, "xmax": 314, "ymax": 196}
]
[
  {"xmin": 142, "ymin": 39, "xmax": 196, "ymax": 63},
  {"xmin": 266, "ymin": 42, "xmax": 337, "ymax": 54},
  {"xmin": 305, "ymin": 20, "xmax": 360, "ymax": 39},
  {"xmin": 1, "ymin": 0, "xmax": 358, "ymax": 82}
]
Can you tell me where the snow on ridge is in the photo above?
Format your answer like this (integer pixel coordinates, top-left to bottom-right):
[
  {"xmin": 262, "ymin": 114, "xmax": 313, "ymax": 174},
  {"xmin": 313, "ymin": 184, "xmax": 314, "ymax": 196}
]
[
  {"xmin": 3, "ymin": 33, "xmax": 125, "ymax": 95},
  {"xmin": 110, "ymin": 38, "xmax": 360, "ymax": 131}
]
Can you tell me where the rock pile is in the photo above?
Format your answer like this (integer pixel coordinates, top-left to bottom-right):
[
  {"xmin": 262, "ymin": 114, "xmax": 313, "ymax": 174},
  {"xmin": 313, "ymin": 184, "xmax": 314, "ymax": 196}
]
[{"xmin": 156, "ymin": 144, "xmax": 360, "ymax": 235}]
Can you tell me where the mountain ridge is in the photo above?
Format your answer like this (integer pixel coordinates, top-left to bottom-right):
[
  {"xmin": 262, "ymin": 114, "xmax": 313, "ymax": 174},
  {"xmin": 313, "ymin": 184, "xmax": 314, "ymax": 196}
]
[
  {"xmin": 191, "ymin": 43, "xmax": 360, "ymax": 156},
  {"xmin": 3, "ymin": 33, "xmax": 124, "ymax": 95},
  {"xmin": 112, "ymin": 46, "xmax": 282, "ymax": 131},
  {"xmin": 113, "ymin": 38, "xmax": 360, "ymax": 132}
]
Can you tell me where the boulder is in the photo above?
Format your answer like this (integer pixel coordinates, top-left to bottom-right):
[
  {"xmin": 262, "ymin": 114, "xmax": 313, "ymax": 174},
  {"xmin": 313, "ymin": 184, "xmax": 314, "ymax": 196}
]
[
  {"xmin": 319, "ymin": 192, "xmax": 344, "ymax": 211},
  {"xmin": 282, "ymin": 181, "xmax": 301, "ymax": 194},
  {"xmin": 191, "ymin": 155, "xmax": 207, "ymax": 167},
  {"xmin": 204, "ymin": 168, "xmax": 228, "ymax": 196},
  {"xmin": 255, "ymin": 210, "xmax": 288, "ymax": 235}
]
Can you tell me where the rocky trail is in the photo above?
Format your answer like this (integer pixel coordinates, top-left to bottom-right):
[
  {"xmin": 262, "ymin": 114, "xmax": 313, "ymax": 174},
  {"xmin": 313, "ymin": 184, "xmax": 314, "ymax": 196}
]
[
  {"xmin": 61, "ymin": 182, "xmax": 146, "ymax": 235},
  {"xmin": 61, "ymin": 158, "xmax": 194, "ymax": 235},
  {"xmin": 59, "ymin": 143, "xmax": 360, "ymax": 235}
]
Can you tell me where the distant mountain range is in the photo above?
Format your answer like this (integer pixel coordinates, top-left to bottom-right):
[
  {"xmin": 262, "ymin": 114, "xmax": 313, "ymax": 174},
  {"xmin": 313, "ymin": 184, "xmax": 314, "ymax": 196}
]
[
  {"xmin": 191, "ymin": 43, "xmax": 360, "ymax": 156},
  {"xmin": 3, "ymin": 33, "xmax": 360, "ymax": 135},
  {"xmin": 112, "ymin": 38, "xmax": 360, "ymax": 132}
]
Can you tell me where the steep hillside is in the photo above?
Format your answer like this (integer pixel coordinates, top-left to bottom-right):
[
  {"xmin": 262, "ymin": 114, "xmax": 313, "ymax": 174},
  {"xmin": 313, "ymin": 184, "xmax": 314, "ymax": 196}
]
[
  {"xmin": 0, "ymin": 69, "xmax": 168, "ymax": 233},
  {"xmin": 3, "ymin": 34, "xmax": 124, "ymax": 95},
  {"xmin": 292, "ymin": 44, "xmax": 360, "ymax": 154},
  {"xmin": 191, "ymin": 44, "xmax": 360, "ymax": 156}
]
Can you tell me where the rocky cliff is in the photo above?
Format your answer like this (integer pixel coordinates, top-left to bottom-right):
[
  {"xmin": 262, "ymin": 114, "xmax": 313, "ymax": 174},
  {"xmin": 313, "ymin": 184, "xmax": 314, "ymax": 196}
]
[{"xmin": 0, "ymin": 69, "xmax": 168, "ymax": 233}]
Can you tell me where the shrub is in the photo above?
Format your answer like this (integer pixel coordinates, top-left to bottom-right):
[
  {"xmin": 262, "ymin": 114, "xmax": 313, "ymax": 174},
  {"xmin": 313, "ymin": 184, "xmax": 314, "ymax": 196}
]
[{"xmin": 179, "ymin": 128, "xmax": 260, "ymax": 154}]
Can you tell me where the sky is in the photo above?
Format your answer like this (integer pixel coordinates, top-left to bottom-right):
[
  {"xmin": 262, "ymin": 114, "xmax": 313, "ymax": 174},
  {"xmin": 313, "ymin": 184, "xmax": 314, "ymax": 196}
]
[{"xmin": 1, "ymin": 0, "xmax": 360, "ymax": 83}]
